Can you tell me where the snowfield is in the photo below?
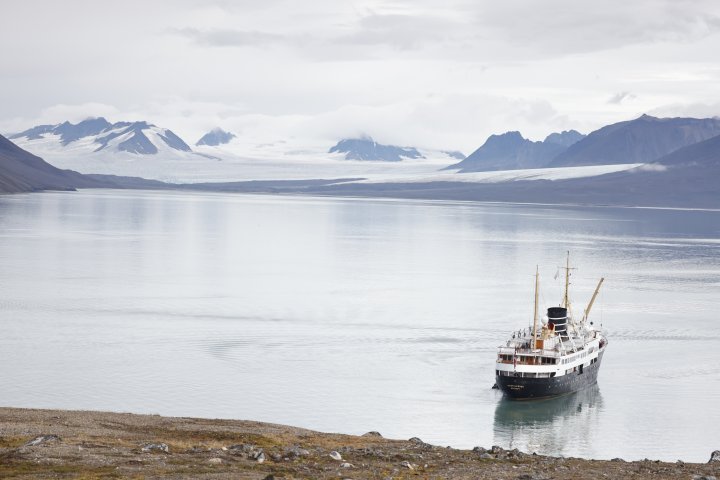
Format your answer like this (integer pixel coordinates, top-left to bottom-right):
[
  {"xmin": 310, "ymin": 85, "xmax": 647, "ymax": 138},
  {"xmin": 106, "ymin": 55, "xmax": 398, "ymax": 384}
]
[{"xmin": 357, "ymin": 163, "xmax": 644, "ymax": 184}]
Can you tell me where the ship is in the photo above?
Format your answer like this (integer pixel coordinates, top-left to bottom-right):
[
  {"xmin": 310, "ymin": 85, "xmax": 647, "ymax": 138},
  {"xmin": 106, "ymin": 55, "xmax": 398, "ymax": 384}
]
[{"xmin": 495, "ymin": 253, "xmax": 607, "ymax": 399}]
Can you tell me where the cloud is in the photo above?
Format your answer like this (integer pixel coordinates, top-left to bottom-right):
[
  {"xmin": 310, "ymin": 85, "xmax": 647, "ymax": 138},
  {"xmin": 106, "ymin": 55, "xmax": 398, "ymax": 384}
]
[
  {"xmin": 474, "ymin": 0, "xmax": 720, "ymax": 56},
  {"xmin": 288, "ymin": 94, "xmax": 572, "ymax": 152},
  {"xmin": 38, "ymin": 103, "xmax": 121, "ymax": 123},
  {"xmin": 173, "ymin": 11, "xmax": 468, "ymax": 57},
  {"xmin": 649, "ymin": 101, "xmax": 720, "ymax": 118},
  {"xmin": 607, "ymin": 92, "xmax": 637, "ymax": 105},
  {"xmin": 0, "ymin": 103, "xmax": 122, "ymax": 134},
  {"xmin": 335, "ymin": 12, "xmax": 466, "ymax": 51},
  {"xmin": 3, "ymin": 0, "xmax": 720, "ymax": 153},
  {"xmin": 175, "ymin": 28, "xmax": 287, "ymax": 47},
  {"xmin": 169, "ymin": 1, "xmax": 720, "ymax": 64}
]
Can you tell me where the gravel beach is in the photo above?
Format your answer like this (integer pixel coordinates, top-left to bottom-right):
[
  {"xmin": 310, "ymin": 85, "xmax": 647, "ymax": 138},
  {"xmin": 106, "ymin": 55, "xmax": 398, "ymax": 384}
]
[{"xmin": 1, "ymin": 407, "xmax": 718, "ymax": 479}]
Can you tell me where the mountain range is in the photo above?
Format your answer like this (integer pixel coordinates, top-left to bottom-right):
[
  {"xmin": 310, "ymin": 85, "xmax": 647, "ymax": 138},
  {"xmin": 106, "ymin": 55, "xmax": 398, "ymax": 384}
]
[
  {"xmin": 450, "ymin": 115, "xmax": 720, "ymax": 172},
  {"xmin": 3, "ymin": 113, "xmax": 720, "ymax": 207},
  {"xmin": 9, "ymin": 120, "xmax": 461, "ymax": 165},
  {"xmin": 9, "ymin": 117, "xmax": 192, "ymax": 156},
  {"xmin": 447, "ymin": 130, "xmax": 584, "ymax": 172},
  {"xmin": 549, "ymin": 114, "xmax": 720, "ymax": 167},
  {"xmin": 298, "ymin": 130, "xmax": 720, "ymax": 208}
]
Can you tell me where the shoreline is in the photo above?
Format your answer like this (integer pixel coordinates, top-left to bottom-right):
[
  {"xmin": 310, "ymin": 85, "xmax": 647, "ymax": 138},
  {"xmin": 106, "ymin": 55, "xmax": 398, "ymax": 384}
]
[{"xmin": 1, "ymin": 407, "xmax": 718, "ymax": 479}]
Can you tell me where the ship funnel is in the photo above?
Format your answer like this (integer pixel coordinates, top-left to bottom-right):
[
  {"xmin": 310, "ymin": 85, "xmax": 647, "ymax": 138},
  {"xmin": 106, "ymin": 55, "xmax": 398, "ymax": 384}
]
[{"xmin": 547, "ymin": 307, "xmax": 568, "ymax": 338}]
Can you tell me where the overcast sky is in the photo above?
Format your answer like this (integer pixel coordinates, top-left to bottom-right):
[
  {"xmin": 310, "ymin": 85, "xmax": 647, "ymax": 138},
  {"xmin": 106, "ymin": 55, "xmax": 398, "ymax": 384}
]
[{"xmin": 2, "ymin": 0, "xmax": 720, "ymax": 152}]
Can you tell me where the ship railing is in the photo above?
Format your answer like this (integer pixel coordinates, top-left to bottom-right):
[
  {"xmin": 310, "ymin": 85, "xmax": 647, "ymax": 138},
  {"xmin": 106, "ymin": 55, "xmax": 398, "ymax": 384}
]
[{"xmin": 497, "ymin": 346, "xmax": 562, "ymax": 357}]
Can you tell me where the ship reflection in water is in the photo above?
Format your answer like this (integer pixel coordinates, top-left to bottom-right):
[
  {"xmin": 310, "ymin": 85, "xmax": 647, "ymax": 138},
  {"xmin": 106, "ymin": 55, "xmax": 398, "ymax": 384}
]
[{"xmin": 493, "ymin": 385, "xmax": 604, "ymax": 458}]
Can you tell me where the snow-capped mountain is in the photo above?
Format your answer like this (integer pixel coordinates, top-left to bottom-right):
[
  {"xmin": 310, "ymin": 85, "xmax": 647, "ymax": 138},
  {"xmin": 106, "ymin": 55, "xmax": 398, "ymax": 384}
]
[
  {"xmin": 5, "ymin": 117, "xmax": 228, "ymax": 183},
  {"xmin": 9, "ymin": 117, "xmax": 192, "ymax": 155},
  {"xmin": 328, "ymin": 136, "xmax": 423, "ymax": 161},
  {"xmin": 196, "ymin": 128, "xmax": 236, "ymax": 146}
]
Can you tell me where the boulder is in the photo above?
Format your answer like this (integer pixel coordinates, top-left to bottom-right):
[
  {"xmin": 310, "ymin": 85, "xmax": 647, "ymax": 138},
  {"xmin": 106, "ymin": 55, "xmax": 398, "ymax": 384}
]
[
  {"xmin": 141, "ymin": 443, "xmax": 169, "ymax": 453},
  {"xmin": 285, "ymin": 446, "xmax": 310, "ymax": 458},
  {"xmin": 25, "ymin": 435, "xmax": 60, "ymax": 447}
]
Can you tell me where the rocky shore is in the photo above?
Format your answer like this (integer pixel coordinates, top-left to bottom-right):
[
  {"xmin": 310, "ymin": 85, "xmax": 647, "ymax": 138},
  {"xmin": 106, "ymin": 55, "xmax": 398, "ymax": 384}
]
[{"xmin": 0, "ymin": 407, "xmax": 718, "ymax": 479}]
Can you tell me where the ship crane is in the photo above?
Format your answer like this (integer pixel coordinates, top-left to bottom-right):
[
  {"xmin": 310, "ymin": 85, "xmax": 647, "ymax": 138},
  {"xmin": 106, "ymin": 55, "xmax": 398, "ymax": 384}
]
[{"xmin": 582, "ymin": 277, "xmax": 605, "ymax": 324}]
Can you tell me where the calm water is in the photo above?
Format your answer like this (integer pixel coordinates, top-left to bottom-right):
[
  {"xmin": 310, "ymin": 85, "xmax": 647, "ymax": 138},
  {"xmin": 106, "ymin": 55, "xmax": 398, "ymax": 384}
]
[{"xmin": 1, "ymin": 190, "xmax": 719, "ymax": 461}]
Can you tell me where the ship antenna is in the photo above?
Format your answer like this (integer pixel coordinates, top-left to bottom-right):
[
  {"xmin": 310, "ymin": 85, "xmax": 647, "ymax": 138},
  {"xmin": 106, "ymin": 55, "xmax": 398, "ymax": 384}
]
[
  {"xmin": 563, "ymin": 251, "xmax": 570, "ymax": 309},
  {"xmin": 562, "ymin": 251, "xmax": 576, "ymax": 317},
  {"xmin": 532, "ymin": 265, "xmax": 539, "ymax": 349}
]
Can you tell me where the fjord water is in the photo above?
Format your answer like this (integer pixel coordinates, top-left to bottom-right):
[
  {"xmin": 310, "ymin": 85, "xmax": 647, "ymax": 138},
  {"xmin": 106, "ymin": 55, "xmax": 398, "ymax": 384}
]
[{"xmin": 1, "ymin": 190, "xmax": 719, "ymax": 462}]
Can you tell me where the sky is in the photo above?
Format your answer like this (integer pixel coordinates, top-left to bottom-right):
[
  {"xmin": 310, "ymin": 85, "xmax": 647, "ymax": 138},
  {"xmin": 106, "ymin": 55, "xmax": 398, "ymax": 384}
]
[{"xmin": 2, "ymin": 0, "xmax": 720, "ymax": 153}]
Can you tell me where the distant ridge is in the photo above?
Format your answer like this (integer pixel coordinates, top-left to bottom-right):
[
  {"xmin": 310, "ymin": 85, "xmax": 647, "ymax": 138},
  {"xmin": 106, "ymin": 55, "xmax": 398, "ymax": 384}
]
[
  {"xmin": 543, "ymin": 130, "xmax": 585, "ymax": 148},
  {"xmin": 447, "ymin": 130, "xmax": 585, "ymax": 172},
  {"xmin": 652, "ymin": 131, "xmax": 720, "ymax": 168},
  {"xmin": 196, "ymin": 128, "xmax": 236, "ymax": 147},
  {"xmin": 329, "ymin": 137, "xmax": 423, "ymax": 162},
  {"xmin": 550, "ymin": 115, "xmax": 720, "ymax": 167}
]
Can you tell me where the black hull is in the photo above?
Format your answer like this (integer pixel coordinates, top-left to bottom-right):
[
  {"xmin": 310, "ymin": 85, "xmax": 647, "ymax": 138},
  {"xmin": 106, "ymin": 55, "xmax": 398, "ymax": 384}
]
[{"xmin": 496, "ymin": 351, "xmax": 604, "ymax": 399}]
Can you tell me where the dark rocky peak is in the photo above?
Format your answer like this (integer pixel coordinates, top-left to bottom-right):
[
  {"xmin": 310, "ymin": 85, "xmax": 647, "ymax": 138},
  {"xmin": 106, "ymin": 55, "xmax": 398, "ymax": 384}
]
[
  {"xmin": 196, "ymin": 128, "xmax": 236, "ymax": 147},
  {"xmin": 95, "ymin": 122, "xmax": 158, "ymax": 155},
  {"xmin": 442, "ymin": 150, "xmax": 466, "ymax": 160},
  {"xmin": 8, "ymin": 124, "xmax": 55, "ymax": 141},
  {"xmin": 445, "ymin": 131, "xmax": 567, "ymax": 172},
  {"xmin": 119, "ymin": 121, "xmax": 154, "ymax": 131},
  {"xmin": 543, "ymin": 130, "xmax": 585, "ymax": 147},
  {"xmin": 9, "ymin": 117, "xmax": 112, "ymax": 144},
  {"xmin": 159, "ymin": 129, "xmax": 192, "ymax": 152},
  {"xmin": 478, "ymin": 131, "xmax": 528, "ymax": 151},
  {"xmin": 53, "ymin": 117, "xmax": 112, "ymax": 145}
]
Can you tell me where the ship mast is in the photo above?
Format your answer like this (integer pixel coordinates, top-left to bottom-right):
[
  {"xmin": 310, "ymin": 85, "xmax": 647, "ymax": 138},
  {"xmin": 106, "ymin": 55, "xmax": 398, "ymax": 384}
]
[
  {"xmin": 562, "ymin": 251, "xmax": 571, "ymax": 310},
  {"xmin": 561, "ymin": 251, "xmax": 577, "ymax": 321},
  {"xmin": 532, "ymin": 265, "xmax": 539, "ymax": 348}
]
